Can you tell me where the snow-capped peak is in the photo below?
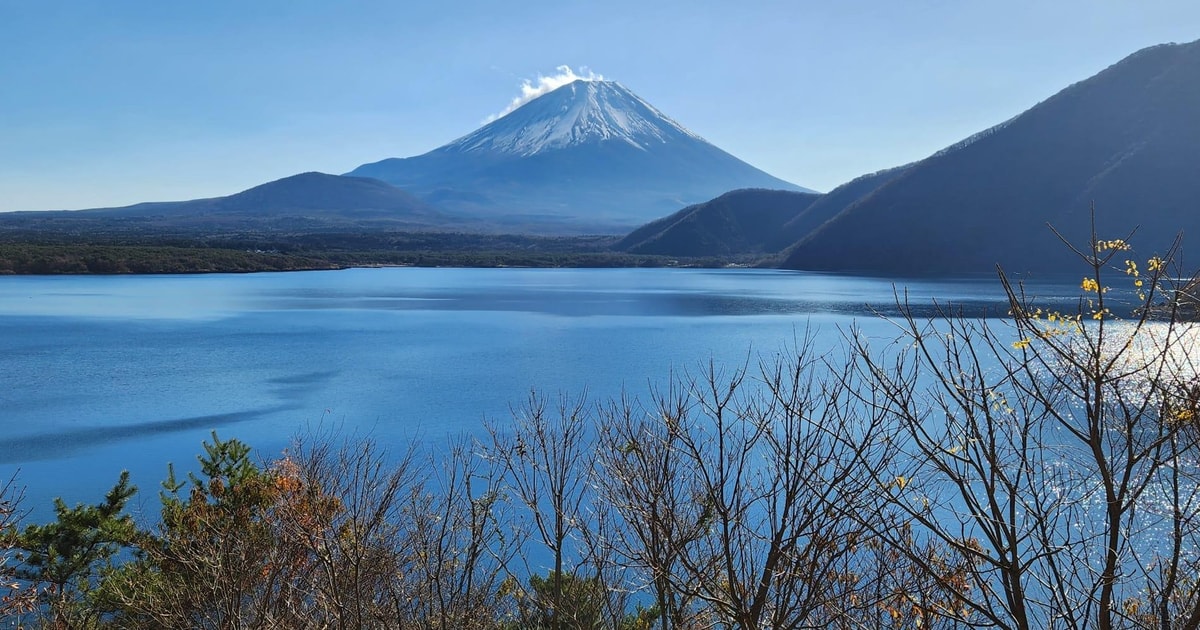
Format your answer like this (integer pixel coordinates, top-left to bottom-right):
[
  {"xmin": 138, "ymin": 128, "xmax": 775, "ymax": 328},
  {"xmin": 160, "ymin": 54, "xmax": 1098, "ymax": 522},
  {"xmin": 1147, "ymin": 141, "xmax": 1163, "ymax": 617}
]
[{"xmin": 442, "ymin": 80, "xmax": 707, "ymax": 157}]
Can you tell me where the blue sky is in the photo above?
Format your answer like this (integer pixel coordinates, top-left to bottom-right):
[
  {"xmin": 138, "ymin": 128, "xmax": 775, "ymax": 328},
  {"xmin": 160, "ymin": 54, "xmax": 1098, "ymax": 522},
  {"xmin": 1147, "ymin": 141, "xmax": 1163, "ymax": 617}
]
[{"xmin": 2, "ymin": 1, "xmax": 1198, "ymax": 212}]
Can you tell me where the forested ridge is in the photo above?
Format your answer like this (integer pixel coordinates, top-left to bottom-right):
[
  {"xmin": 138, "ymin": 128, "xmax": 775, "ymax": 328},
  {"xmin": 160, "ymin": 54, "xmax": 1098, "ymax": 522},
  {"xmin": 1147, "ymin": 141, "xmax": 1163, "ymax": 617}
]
[{"xmin": 0, "ymin": 234, "xmax": 734, "ymax": 274}]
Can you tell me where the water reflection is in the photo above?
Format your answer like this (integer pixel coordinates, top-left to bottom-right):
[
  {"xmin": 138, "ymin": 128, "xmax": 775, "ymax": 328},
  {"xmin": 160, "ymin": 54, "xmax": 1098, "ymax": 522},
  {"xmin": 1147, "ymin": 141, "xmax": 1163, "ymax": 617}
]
[{"xmin": 0, "ymin": 405, "xmax": 301, "ymax": 464}]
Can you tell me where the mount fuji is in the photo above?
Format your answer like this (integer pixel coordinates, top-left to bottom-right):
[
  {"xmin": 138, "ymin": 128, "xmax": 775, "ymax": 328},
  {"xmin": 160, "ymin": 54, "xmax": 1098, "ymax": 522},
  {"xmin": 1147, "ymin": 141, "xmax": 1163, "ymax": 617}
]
[{"xmin": 348, "ymin": 80, "xmax": 813, "ymax": 231}]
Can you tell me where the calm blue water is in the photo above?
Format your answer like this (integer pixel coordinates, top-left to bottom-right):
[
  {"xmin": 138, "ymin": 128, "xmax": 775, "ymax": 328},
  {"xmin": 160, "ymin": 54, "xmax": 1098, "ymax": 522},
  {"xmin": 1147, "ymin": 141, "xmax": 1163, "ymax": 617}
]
[{"xmin": 0, "ymin": 268, "xmax": 1072, "ymax": 520}]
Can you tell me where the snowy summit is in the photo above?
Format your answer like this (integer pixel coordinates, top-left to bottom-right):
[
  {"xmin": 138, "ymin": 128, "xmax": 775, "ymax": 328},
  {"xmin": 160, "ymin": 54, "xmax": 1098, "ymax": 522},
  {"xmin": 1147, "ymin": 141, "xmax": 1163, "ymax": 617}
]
[{"xmin": 444, "ymin": 80, "xmax": 705, "ymax": 156}]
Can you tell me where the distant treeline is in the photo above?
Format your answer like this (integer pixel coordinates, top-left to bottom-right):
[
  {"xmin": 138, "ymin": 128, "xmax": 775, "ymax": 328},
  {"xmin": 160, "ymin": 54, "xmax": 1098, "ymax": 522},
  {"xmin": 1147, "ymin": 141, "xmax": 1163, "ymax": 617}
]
[
  {"xmin": 0, "ymin": 244, "xmax": 337, "ymax": 274},
  {"xmin": 0, "ymin": 230, "xmax": 748, "ymax": 274}
]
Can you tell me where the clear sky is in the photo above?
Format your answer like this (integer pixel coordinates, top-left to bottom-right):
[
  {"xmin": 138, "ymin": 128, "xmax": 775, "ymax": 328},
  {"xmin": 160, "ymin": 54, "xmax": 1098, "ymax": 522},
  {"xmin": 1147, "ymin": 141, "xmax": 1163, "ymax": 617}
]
[{"xmin": 2, "ymin": 1, "xmax": 1198, "ymax": 212}]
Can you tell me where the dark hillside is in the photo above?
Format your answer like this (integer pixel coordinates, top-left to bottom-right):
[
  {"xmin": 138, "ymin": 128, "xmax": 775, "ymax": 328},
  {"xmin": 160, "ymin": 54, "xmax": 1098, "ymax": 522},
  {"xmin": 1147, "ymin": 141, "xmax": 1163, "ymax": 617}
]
[
  {"xmin": 615, "ymin": 189, "xmax": 820, "ymax": 257},
  {"xmin": 782, "ymin": 39, "xmax": 1200, "ymax": 274}
]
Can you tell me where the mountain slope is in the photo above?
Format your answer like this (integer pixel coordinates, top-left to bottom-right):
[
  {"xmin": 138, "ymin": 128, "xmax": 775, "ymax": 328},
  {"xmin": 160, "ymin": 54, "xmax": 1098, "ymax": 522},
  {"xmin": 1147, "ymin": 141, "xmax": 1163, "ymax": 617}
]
[
  {"xmin": 1, "ymin": 173, "xmax": 459, "ymax": 231},
  {"xmin": 782, "ymin": 39, "xmax": 1200, "ymax": 275},
  {"xmin": 778, "ymin": 165, "xmax": 912, "ymax": 242},
  {"xmin": 616, "ymin": 189, "xmax": 821, "ymax": 257},
  {"xmin": 207, "ymin": 172, "xmax": 440, "ymax": 217},
  {"xmin": 349, "ymin": 80, "xmax": 811, "ymax": 230}
]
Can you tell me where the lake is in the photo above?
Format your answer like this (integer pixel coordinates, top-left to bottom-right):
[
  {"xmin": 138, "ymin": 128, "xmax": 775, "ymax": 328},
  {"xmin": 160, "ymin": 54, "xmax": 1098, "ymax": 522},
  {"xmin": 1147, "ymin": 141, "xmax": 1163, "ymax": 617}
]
[{"xmin": 0, "ymin": 267, "xmax": 1071, "ymax": 519}]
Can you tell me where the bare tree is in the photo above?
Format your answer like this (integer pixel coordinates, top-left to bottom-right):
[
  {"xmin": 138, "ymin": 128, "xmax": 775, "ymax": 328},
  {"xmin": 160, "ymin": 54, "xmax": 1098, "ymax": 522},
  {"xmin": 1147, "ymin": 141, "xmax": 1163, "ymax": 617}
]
[
  {"xmin": 595, "ymin": 380, "xmax": 705, "ymax": 630},
  {"xmin": 849, "ymin": 228, "xmax": 1200, "ymax": 629},
  {"xmin": 286, "ymin": 433, "xmax": 421, "ymax": 630},
  {"xmin": 405, "ymin": 436, "xmax": 513, "ymax": 630},
  {"xmin": 486, "ymin": 390, "xmax": 622, "ymax": 630},
  {"xmin": 626, "ymin": 337, "xmax": 895, "ymax": 630},
  {"xmin": 0, "ymin": 476, "xmax": 36, "ymax": 626}
]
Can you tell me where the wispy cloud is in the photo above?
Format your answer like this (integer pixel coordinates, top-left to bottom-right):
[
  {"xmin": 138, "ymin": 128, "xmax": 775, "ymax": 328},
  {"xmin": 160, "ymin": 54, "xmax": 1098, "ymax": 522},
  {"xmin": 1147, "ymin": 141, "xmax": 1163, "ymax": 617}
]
[{"xmin": 485, "ymin": 65, "xmax": 604, "ymax": 123}]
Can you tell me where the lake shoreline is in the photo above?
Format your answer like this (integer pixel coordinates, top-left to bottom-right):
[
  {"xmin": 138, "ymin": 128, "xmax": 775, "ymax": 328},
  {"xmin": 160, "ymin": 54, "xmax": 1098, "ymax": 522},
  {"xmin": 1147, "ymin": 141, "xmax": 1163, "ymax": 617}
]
[{"xmin": 0, "ymin": 242, "xmax": 740, "ymax": 275}]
